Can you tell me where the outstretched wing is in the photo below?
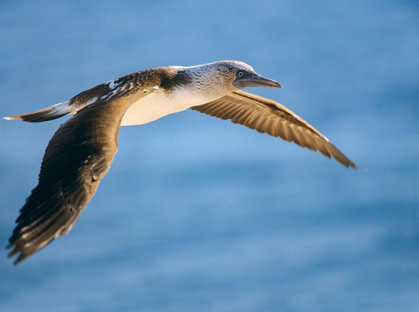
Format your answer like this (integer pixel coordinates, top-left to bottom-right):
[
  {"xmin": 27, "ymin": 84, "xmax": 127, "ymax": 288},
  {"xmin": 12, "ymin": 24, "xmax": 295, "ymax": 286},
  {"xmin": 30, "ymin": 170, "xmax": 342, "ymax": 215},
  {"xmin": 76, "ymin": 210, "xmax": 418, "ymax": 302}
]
[
  {"xmin": 7, "ymin": 84, "xmax": 158, "ymax": 265},
  {"xmin": 191, "ymin": 90, "xmax": 357, "ymax": 168}
]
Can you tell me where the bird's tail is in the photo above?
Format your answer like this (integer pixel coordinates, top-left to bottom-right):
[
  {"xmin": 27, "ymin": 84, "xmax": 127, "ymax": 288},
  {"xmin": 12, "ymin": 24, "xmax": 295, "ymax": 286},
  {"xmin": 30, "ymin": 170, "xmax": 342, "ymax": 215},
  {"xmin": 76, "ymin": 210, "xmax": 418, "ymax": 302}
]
[{"xmin": 4, "ymin": 101, "xmax": 72, "ymax": 123}]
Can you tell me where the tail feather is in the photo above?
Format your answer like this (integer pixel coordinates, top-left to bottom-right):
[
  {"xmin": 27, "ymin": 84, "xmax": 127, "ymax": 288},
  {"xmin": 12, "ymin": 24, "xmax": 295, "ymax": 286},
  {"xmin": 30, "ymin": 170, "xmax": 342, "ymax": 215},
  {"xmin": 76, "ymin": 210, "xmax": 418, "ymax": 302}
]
[{"xmin": 4, "ymin": 101, "xmax": 71, "ymax": 123}]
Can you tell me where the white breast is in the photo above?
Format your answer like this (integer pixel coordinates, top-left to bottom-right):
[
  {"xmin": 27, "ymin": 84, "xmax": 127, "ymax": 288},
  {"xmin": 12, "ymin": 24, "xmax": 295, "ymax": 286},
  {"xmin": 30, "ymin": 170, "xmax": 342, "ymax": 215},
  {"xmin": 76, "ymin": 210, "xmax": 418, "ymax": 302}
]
[{"xmin": 120, "ymin": 88, "xmax": 220, "ymax": 126}]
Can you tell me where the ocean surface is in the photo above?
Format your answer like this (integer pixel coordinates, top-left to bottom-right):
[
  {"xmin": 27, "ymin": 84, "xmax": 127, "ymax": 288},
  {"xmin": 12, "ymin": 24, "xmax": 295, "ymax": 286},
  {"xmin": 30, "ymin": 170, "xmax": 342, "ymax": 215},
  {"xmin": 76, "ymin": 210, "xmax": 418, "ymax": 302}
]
[{"xmin": 0, "ymin": 1, "xmax": 418, "ymax": 311}]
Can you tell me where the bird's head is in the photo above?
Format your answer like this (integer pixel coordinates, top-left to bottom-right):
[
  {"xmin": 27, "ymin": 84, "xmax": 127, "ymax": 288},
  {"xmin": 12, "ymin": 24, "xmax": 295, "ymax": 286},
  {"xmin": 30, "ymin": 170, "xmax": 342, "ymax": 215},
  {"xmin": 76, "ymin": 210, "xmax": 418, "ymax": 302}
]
[{"xmin": 207, "ymin": 61, "xmax": 282, "ymax": 90}]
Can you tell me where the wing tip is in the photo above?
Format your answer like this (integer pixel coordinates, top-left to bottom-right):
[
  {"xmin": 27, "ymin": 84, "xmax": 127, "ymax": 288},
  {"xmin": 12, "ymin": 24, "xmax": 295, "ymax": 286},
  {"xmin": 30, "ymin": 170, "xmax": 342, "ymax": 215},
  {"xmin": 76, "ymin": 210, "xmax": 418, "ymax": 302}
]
[
  {"xmin": 335, "ymin": 152, "xmax": 359, "ymax": 170},
  {"xmin": 6, "ymin": 241, "xmax": 38, "ymax": 265},
  {"xmin": 5, "ymin": 243, "xmax": 20, "ymax": 265}
]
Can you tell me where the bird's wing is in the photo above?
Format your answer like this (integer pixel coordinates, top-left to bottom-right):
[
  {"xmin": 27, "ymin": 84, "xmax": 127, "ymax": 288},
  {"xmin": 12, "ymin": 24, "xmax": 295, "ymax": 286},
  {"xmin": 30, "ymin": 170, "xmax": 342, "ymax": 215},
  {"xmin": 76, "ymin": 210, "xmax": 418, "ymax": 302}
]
[
  {"xmin": 191, "ymin": 90, "xmax": 357, "ymax": 169},
  {"xmin": 7, "ymin": 83, "xmax": 158, "ymax": 265}
]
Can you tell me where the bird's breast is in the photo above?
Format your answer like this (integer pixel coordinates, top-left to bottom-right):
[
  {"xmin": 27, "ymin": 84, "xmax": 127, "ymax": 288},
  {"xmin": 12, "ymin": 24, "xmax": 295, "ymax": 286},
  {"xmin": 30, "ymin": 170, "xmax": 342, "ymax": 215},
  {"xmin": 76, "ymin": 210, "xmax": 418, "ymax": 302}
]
[{"xmin": 120, "ymin": 88, "xmax": 219, "ymax": 126}]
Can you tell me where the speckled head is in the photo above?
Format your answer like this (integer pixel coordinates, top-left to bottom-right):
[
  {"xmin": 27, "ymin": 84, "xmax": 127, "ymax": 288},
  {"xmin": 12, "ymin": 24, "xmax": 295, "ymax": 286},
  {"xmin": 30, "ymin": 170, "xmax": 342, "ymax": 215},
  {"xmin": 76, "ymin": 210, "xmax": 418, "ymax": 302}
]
[{"xmin": 195, "ymin": 60, "xmax": 282, "ymax": 91}]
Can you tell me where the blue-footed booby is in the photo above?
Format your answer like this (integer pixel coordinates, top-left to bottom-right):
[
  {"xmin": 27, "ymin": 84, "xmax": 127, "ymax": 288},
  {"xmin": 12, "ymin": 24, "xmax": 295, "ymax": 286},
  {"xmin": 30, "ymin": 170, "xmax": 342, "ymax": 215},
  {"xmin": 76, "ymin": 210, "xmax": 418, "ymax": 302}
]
[{"xmin": 5, "ymin": 61, "xmax": 357, "ymax": 264}]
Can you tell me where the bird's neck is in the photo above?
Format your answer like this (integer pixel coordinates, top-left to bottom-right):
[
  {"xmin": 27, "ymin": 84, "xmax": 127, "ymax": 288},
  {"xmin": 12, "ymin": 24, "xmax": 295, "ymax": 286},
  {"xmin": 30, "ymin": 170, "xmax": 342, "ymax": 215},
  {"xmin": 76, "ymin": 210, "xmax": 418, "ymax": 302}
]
[{"xmin": 178, "ymin": 65, "xmax": 235, "ymax": 100}]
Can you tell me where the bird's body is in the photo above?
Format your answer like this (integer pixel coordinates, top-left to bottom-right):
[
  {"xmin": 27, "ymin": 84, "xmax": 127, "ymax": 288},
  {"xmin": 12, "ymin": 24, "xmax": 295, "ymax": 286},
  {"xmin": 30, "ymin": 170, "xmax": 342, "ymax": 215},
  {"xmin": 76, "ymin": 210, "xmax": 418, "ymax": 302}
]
[
  {"xmin": 121, "ymin": 64, "xmax": 230, "ymax": 126},
  {"xmin": 5, "ymin": 61, "xmax": 357, "ymax": 264},
  {"xmin": 121, "ymin": 80, "xmax": 218, "ymax": 126}
]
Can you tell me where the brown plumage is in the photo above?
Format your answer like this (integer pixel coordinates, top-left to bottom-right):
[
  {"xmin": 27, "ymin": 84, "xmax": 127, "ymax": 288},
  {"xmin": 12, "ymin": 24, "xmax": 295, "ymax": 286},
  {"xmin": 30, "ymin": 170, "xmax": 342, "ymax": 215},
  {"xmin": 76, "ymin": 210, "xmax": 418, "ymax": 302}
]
[
  {"xmin": 7, "ymin": 75, "xmax": 160, "ymax": 264},
  {"xmin": 5, "ymin": 61, "xmax": 357, "ymax": 264},
  {"xmin": 192, "ymin": 90, "xmax": 357, "ymax": 168}
]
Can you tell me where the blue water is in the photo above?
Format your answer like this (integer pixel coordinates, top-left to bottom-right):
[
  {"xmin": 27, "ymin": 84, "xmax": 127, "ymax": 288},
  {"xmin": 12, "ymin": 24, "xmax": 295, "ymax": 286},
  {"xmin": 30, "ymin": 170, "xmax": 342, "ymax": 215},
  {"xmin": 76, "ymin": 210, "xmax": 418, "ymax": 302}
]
[{"xmin": 1, "ymin": 1, "xmax": 418, "ymax": 311}]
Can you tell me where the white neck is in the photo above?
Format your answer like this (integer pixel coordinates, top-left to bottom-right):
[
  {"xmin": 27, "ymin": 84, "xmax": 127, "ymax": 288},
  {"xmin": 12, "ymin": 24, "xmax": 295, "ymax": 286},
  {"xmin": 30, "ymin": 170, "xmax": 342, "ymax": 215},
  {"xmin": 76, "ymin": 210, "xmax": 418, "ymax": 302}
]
[{"xmin": 120, "ymin": 65, "xmax": 234, "ymax": 127}]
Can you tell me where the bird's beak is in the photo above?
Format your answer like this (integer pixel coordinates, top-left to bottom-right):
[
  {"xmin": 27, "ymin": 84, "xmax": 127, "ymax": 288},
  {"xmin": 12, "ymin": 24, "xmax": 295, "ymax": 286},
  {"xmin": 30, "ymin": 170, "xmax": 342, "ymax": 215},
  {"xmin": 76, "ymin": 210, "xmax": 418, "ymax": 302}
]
[{"xmin": 233, "ymin": 73, "xmax": 282, "ymax": 89}]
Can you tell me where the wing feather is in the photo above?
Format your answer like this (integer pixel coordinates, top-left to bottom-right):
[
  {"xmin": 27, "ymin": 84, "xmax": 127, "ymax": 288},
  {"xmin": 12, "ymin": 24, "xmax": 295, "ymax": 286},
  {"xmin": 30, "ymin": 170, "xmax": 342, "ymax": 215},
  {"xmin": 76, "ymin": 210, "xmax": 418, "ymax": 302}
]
[
  {"xmin": 191, "ymin": 90, "xmax": 357, "ymax": 168},
  {"xmin": 7, "ymin": 83, "xmax": 157, "ymax": 264}
]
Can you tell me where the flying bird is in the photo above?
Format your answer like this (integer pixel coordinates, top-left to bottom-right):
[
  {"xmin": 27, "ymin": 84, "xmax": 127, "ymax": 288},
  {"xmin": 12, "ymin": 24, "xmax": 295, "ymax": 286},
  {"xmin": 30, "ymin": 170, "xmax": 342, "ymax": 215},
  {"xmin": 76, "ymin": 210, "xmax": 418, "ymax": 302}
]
[{"xmin": 5, "ymin": 61, "xmax": 357, "ymax": 264}]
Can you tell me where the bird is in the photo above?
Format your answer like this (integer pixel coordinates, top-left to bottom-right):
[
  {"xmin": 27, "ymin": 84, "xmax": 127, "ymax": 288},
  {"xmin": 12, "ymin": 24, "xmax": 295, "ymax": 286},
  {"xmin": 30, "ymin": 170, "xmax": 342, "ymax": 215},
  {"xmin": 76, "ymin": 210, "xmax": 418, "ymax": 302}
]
[{"xmin": 5, "ymin": 60, "xmax": 357, "ymax": 264}]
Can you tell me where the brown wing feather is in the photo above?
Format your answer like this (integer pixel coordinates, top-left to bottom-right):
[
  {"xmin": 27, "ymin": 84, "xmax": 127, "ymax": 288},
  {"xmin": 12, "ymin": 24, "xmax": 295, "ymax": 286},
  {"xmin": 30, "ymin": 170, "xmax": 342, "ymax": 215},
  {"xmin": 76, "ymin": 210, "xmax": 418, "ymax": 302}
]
[
  {"xmin": 191, "ymin": 90, "xmax": 357, "ymax": 169},
  {"xmin": 7, "ymin": 85, "xmax": 157, "ymax": 265}
]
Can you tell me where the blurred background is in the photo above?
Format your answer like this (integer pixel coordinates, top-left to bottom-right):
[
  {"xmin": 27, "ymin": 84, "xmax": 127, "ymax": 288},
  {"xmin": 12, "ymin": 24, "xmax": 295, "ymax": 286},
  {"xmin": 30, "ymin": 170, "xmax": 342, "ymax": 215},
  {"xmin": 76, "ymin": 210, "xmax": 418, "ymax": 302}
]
[{"xmin": 0, "ymin": 1, "xmax": 418, "ymax": 311}]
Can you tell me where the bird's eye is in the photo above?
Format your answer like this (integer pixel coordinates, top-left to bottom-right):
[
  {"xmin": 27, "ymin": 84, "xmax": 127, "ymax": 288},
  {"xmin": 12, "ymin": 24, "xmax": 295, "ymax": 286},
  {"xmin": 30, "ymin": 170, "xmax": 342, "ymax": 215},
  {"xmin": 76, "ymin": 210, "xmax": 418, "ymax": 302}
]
[{"xmin": 238, "ymin": 71, "xmax": 244, "ymax": 77}]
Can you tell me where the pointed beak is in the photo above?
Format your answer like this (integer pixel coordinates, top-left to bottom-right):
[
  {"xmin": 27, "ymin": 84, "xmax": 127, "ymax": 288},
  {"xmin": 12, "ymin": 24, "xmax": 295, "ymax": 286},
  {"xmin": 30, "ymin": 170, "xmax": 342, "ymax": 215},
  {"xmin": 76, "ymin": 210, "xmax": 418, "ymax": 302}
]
[{"xmin": 233, "ymin": 73, "xmax": 282, "ymax": 89}]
